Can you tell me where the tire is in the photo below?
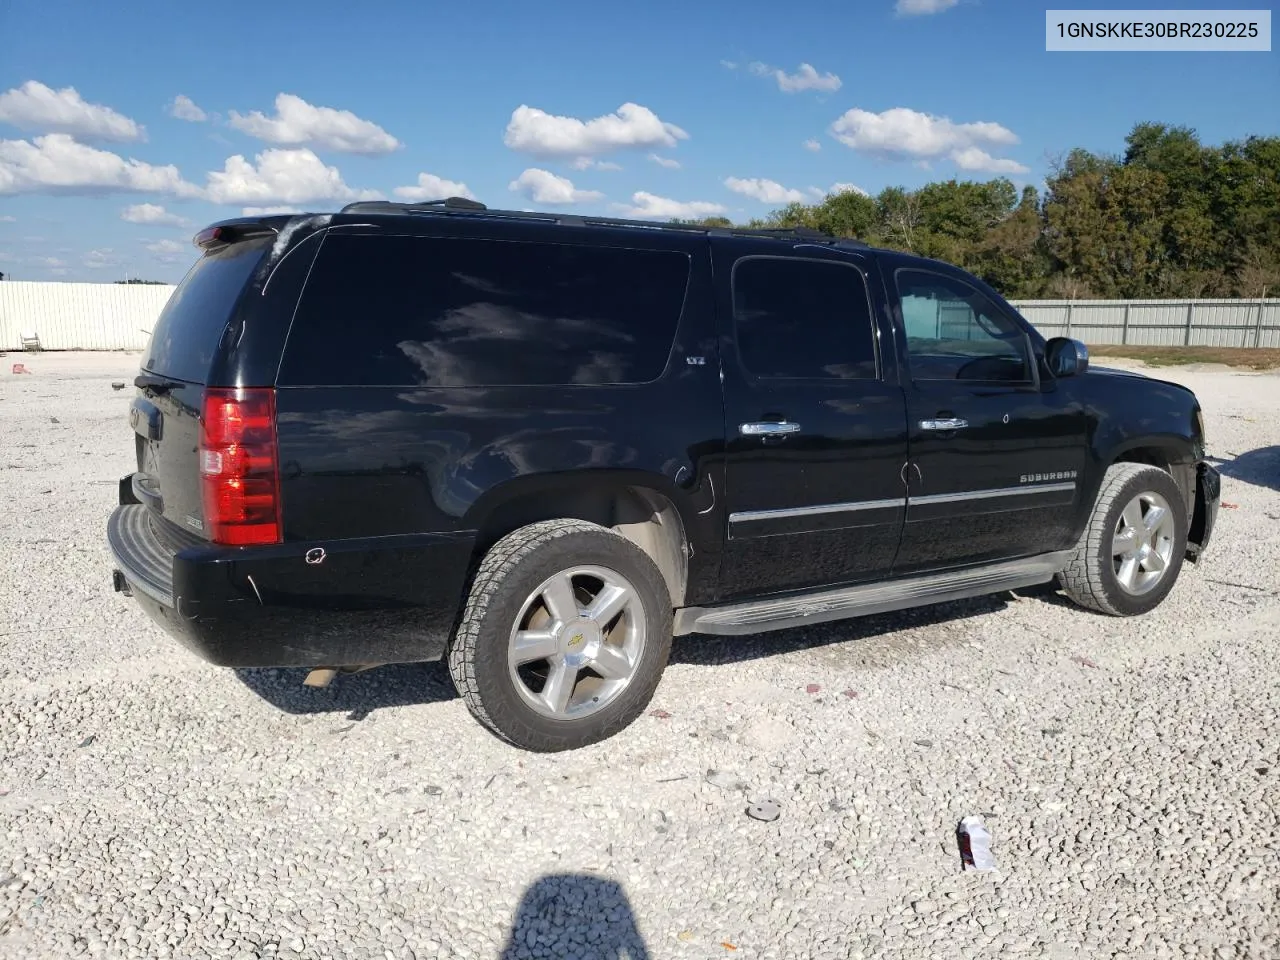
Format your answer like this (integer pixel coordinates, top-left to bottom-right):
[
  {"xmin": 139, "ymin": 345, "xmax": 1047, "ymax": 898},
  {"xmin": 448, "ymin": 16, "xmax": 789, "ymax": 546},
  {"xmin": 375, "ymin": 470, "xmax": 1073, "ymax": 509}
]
[
  {"xmin": 447, "ymin": 519, "xmax": 674, "ymax": 752},
  {"xmin": 1059, "ymin": 463, "xmax": 1189, "ymax": 616}
]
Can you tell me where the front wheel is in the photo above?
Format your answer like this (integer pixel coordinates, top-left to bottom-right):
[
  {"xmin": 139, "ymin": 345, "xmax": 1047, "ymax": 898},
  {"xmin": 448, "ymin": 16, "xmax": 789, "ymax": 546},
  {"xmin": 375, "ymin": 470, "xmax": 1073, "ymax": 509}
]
[
  {"xmin": 448, "ymin": 519, "xmax": 674, "ymax": 752},
  {"xmin": 1059, "ymin": 463, "xmax": 1189, "ymax": 616}
]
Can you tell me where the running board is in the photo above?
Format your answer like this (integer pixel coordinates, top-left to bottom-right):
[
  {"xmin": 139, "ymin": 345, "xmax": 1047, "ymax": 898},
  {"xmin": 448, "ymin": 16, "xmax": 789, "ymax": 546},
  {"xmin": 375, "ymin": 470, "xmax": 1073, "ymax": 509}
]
[{"xmin": 673, "ymin": 551, "xmax": 1073, "ymax": 637}]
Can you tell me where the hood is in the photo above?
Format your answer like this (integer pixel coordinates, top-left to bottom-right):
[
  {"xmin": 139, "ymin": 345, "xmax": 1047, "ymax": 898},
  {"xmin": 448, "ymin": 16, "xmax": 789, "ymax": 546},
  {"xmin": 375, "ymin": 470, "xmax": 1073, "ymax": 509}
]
[
  {"xmin": 1087, "ymin": 363, "xmax": 1197, "ymax": 399},
  {"xmin": 1087, "ymin": 364, "xmax": 1151, "ymax": 380}
]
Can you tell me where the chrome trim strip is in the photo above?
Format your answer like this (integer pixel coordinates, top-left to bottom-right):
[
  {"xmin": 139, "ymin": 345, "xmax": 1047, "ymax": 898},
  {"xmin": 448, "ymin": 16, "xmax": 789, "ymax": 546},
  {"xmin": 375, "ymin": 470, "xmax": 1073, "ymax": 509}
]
[
  {"xmin": 729, "ymin": 497, "xmax": 906, "ymax": 525},
  {"xmin": 910, "ymin": 482, "xmax": 1076, "ymax": 506}
]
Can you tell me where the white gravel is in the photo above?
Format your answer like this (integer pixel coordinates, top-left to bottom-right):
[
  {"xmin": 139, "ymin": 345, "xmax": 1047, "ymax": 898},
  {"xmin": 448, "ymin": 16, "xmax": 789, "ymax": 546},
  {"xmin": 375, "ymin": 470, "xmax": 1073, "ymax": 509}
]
[{"xmin": 2, "ymin": 351, "xmax": 1278, "ymax": 960}]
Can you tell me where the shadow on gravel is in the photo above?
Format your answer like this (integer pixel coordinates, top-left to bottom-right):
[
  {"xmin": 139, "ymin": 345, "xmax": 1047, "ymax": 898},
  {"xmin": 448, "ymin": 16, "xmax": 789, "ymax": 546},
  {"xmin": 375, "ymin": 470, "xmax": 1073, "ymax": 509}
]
[
  {"xmin": 672, "ymin": 592, "xmax": 1024, "ymax": 667},
  {"xmin": 1211, "ymin": 445, "xmax": 1280, "ymax": 492},
  {"xmin": 233, "ymin": 661, "xmax": 457, "ymax": 715},
  {"xmin": 236, "ymin": 587, "xmax": 1074, "ymax": 712},
  {"xmin": 499, "ymin": 873, "xmax": 649, "ymax": 960}
]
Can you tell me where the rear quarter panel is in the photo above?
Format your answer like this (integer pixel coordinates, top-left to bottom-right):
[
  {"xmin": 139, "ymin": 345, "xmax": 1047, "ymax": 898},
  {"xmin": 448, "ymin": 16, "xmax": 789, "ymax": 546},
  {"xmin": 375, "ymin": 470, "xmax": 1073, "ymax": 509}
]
[{"xmin": 272, "ymin": 227, "xmax": 727, "ymax": 605}]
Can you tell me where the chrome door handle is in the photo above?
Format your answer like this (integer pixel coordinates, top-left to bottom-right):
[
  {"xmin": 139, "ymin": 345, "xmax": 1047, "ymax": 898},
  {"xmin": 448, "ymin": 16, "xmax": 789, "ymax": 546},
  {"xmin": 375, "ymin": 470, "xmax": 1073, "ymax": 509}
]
[
  {"xmin": 919, "ymin": 418, "xmax": 968, "ymax": 431},
  {"xmin": 740, "ymin": 421, "xmax": 802, "ymax": 436}
]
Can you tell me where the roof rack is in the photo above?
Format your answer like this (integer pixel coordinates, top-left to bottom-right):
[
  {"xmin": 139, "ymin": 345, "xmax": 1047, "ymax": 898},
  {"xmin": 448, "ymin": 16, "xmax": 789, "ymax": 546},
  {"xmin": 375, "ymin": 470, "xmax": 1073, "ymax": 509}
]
[{"xmin": 337, "ymin": 197, "xmax": 870, "ymax": 249}]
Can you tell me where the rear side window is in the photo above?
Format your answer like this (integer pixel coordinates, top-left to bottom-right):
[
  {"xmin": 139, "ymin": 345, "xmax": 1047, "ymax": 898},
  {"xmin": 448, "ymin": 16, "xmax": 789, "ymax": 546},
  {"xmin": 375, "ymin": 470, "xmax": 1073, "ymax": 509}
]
[
  {"xmin": 142, "ymin": 239, "xmax": 268, "ymax": 384},
  {"xmin": 279, "ymin": 235, "xmax": 691, "ymax": 387},
  {"xmin": 732, "ymin": 257, "xmax": 878, "ymax": 380}
]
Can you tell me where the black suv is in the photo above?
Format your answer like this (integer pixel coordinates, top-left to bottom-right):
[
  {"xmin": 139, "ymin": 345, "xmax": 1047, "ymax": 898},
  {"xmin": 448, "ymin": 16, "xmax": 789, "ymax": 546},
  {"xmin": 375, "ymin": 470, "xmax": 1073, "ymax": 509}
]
[{"xmin": 108, "ymin": 199, "xmax": 1221, "ymax": 751}]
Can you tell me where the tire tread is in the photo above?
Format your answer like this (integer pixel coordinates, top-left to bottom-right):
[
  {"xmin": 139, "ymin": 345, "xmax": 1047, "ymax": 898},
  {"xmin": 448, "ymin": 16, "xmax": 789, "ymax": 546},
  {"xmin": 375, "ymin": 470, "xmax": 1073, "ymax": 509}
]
[
  {"xmin": 1059, "ymin": 462, "xmax": 1178, "ymax": 616},
  {"xmin": 447, "ymin": 519, "xmax": 671, "ymax": 750}
]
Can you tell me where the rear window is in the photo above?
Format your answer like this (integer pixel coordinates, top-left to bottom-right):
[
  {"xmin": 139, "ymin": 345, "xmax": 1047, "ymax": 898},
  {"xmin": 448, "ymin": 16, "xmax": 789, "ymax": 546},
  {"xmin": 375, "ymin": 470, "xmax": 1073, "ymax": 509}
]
[
  {"xmin": 279, "ymin": 234, "xmax": 690, "ymax": 387},
  {"xmin": 142, "ymin": 239, "xmax": 268, "ymax": 384}
]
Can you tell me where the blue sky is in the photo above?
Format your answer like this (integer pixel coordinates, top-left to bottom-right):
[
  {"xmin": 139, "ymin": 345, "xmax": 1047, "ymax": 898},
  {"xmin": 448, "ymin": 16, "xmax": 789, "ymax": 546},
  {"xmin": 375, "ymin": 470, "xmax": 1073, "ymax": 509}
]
[{"xmin": 0, "ymin": 0, "xmax": 1275, "ymax": 282}]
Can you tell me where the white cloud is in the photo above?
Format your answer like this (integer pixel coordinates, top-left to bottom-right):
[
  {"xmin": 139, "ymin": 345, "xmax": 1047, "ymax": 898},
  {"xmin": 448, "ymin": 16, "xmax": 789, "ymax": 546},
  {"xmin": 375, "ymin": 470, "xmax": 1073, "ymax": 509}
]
[
  {"xmin": 749, "ymin": 62, "xmax": 842, "ymax": 94},
  {"xmin": 829, "ymin": 106, "xmax": 1024, "ymax": 171},
  {"xmin": 121, "ymin": 203, "xmax": 190, "ymax": 227},
  {"xmin": 392, "ymin": 172, "xmax": 477, "ymax": 202},
  {"xmin": 895, "ymin": 0, "xmax": 959, "ymax": 15},
  {"xmin": 508, "ymin": 168, "xmax": 603, "ymax": 205},
  {"xmin": 0, "ymin": 81, "xmax": 144, "ymax": 142},
  {"xmin": 951, "ymin": 146, "xmax": 1030, "ymax": 174},
  {"xmin": 803, "ymin": 138, "xmax": 822, "ymax": 153},
  {"xmin": 242, "ymin": 205, "xmax": 302, "ymax": 216},
  {"xmin": 168, "ymin": 95, "xmax": 207, "ymax": 123},
  {"xmin": 724, "ymin": 177, "xmax": 810, "ymax": 204},
  {"xmin": 649, "ymin": 153, "xmax": 681, "ymax": 169},
  {"xmin": 616, "ymin": 191, "xmax": 726, "ymax": 220},
  {"xmin": 145, "ymin": 239, "xmax": 189, "ymax": 262},
  {"xmin": 203, "ymin": 147, "xmax": 381, "ymax": 205},
  {"xmin": 504, "ymin": 103, "xmax": 688, "ymax": 158},
  {"xmin": 720, "ymin": 60, "xmax": 738, "ymax": 70},
  {"xmin": 32, "ymin": 256, "xmax": 67, "ymax": 268},
  {"xmin": 570, "ymin": 157, "xmax": 623, "ymax": 171},
  {"xmin": 228, "ymin": 93, "xmax": 400, "ymax": 155},
  {"xmin": 84, "ymin": 248, "xmax": 122, "ymax": 269},
  {"xmin": 0, "ymin": 134, "xmax": 201, "ymax": 197},
  {"xmin": 829, "ymin": 182, "xmax": 870, "ymax": 197},
  {"xmin": 0, "ymin": 215, "xmax": 14, "ymax": 222}
]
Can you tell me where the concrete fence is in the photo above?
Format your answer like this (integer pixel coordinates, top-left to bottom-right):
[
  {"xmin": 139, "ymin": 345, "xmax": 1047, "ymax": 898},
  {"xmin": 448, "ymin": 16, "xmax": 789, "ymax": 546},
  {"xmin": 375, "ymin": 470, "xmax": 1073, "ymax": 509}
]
[{"xmin": 2, "ymin": 281, "xmax": 1278, "ymax": 352}]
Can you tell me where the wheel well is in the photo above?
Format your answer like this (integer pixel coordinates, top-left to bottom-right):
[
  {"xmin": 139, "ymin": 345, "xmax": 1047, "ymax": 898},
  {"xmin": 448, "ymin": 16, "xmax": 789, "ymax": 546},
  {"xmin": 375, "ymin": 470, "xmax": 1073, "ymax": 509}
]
[
  {"xmin": 1114, "ymin": 447, "xmax": 1170, "ymax": 471},
  {"xmin": 1111, "ymin": 446, "xmax": 1194, "ymax": 516},
  {"xmin": 472, "ymin": 485, "xmax": 688, "ymax": 606}
]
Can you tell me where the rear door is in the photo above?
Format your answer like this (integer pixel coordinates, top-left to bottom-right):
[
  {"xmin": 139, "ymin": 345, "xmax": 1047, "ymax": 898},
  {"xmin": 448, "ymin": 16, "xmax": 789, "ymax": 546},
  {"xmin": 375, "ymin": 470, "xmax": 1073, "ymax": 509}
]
[
  {"xmin": 131, "ymin": 237, "xmax": 270, "ymax": 539},
  {"xmin": 715, "ymin": 240, "xmax": 909, "ymax": 600}
]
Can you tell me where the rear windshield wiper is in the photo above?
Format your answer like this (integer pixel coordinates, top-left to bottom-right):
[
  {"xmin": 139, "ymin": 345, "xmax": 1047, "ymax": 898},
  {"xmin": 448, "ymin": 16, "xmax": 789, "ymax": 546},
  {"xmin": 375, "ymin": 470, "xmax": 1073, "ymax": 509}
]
[{"xmin": 134, "ymin": 374, "xmax": 184, "ymax": 394}]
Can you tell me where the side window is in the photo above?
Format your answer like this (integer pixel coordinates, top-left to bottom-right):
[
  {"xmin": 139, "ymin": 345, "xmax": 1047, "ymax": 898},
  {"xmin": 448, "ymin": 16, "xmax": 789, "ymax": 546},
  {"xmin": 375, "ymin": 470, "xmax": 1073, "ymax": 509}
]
[
  {"xmin": 279, "ymin": 235, "xmax": 690, "ymax": 387},
  {"xmin": 732, "ymin": 257, "xmax": 877, "ymax": 380},
  {"xmin": 894, "ymin": 269, "xmax": 1032, "ymax": 383}
]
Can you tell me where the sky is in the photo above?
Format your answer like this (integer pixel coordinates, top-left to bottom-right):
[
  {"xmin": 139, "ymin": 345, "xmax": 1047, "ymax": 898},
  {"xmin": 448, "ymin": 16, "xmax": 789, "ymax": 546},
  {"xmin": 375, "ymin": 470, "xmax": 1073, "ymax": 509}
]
[{"xmin": 0, "ymin": 0, "xmax": 1275, "ymax": 283}]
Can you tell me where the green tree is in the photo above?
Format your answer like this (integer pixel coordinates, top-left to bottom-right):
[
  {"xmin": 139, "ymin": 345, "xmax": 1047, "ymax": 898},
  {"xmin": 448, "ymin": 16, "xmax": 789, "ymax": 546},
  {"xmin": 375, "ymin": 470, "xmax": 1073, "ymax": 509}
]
[{"xmin": 656, "ymin": 123, "xmax": 1280, "ymax": 302}]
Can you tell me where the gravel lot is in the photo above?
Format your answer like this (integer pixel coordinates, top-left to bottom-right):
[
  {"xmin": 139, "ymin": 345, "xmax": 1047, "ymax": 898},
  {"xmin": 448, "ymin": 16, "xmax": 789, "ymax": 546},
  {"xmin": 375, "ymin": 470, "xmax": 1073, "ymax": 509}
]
[{"xmin": 2, "ymin": 352, "xmax": 1278, "ymax": 960}]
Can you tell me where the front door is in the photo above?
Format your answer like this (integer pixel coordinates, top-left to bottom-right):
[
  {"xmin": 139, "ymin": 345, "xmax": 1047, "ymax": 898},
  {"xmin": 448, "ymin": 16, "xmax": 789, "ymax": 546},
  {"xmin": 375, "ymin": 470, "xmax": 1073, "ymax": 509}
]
[
  {"xmin": 716, "ymin": 241, "xmax": 909, "ymax": 601},
  {"xmin": 887, "ymin": 265, "xmax": 1088, "ymax": 574}
]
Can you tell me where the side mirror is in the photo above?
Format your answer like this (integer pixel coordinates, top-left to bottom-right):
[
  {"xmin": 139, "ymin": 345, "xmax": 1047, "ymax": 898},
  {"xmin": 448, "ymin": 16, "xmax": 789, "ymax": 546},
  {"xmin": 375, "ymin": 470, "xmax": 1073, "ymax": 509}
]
[{"xmin": 1045, "ymin": 337, "xmax": 1089, "ymax": 378}]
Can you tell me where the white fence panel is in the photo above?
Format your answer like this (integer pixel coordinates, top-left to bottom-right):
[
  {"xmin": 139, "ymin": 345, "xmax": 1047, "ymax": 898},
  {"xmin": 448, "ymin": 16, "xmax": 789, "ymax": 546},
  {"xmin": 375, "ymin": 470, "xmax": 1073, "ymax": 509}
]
[
  {"xmin": 1010, "ymin": 299, "xmax": 1279, "ymax": 348},
  {"xmin": 0, "ymin": 281, "xmax": 175, "ymax": 352}
]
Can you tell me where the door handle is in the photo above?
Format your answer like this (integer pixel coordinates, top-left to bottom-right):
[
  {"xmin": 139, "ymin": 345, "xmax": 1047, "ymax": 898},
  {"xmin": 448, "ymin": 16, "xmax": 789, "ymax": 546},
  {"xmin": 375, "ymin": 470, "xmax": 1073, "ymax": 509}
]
[
  {"xmin": 740, "ymin": 421, "xmax": 802, "ymax": 437},
  {"xmin": 919, "ymin": 418, "xmax": 968, "ymax": 431}
]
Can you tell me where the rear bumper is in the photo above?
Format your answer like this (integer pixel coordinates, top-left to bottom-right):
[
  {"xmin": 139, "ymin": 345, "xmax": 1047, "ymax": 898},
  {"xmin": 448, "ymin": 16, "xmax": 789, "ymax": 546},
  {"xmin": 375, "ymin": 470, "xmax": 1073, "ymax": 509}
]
[
  {"xmin": 1186, "ymin": 461, "xmax": 1220, "ymax": 563},
  {"xmin": 107, "ymin": 498, "xmax": 475, "ymax": 668}
]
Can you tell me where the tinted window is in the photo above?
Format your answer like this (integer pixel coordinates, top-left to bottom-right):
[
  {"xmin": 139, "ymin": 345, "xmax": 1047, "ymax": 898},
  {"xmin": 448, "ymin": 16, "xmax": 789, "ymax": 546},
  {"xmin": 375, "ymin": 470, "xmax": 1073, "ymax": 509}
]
[
  {"xmin": 732, "ymin": 257, "xmax": 877, "ymax": 380},
  {"xmin": 895, "ymin": 269, "xmax": 1031, "ymax": 383},
  {"xmin": 142, "ymin": 239, "xmax": 267, "ymax": 384},
  {"xmin": 280, "ymin": 235, "xmax": 690, "ymax": 387}
]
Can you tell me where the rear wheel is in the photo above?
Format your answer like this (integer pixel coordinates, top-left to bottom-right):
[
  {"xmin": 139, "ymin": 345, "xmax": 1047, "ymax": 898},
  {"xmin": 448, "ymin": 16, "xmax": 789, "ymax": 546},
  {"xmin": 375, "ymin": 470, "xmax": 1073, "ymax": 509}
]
[
  {"xmin": 448, "ymin": 519, "xmax": 674, "ymax": 751},
  {"xmin": 1059, "ymin": 463, "xmax": 1188, "ymax": 616}
]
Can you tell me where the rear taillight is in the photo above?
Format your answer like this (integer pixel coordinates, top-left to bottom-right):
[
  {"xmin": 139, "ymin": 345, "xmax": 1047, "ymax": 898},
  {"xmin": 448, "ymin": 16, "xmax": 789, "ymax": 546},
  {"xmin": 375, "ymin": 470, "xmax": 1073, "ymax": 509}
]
[{"xmin": 199, "ymin": 387, "xmax": 281, "ymax": 546}]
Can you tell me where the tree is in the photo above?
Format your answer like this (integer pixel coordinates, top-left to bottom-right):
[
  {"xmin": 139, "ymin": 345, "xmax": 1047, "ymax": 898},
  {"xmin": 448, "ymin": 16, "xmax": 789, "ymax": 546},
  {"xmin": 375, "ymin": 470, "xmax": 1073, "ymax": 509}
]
[
  {"xmin": 973, "ymin": 186, "xmax": 1051, "ymax": 298},
  {"xmin": 654, "ymin": 123, "xmax": 1279, "ymax": 301}
]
